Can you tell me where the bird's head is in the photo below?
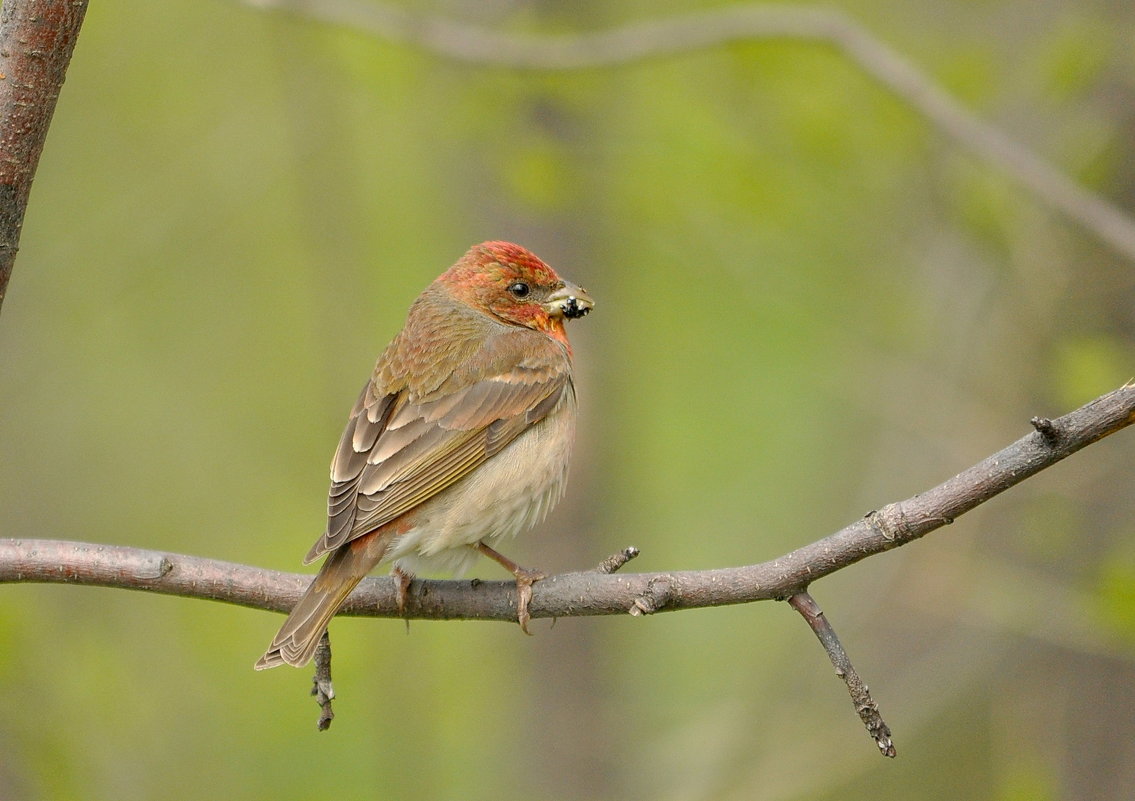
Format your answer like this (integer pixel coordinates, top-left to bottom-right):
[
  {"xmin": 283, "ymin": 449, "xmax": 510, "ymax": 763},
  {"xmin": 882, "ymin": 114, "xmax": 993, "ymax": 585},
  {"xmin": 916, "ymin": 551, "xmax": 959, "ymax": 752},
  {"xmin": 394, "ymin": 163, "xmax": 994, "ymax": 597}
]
[{"xmin": 440, "ymin": 241, "xmax": 594, "ymax": 339}]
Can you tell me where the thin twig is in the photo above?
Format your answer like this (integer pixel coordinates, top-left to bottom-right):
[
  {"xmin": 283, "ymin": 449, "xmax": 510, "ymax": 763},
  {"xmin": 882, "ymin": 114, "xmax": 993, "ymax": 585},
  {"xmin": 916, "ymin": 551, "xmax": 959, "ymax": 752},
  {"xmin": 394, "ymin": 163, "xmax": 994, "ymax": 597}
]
[
  {"xmin": 312, "ymin": 631, "xmax": 335, "ymax": 730},
  {"xmin": 244, "ymin": 0, "xmax": 1135, "ymax": 264},
  {"xmin": 594, "ymin": 547, "xmax": 639, "ymax": 574},
  {"xmin": 1030, "ymin": 415, "xmax": 1059, "ymax": 443},
  {"xmin": 0, "ymin": 0, "xmax": 90, "ymax": 313},
  {"xmin": 2, "ymin": 382, "xmax": 1133, "ymax": 620},
  {"xmin": 788, "ymin": 592, "xmax": 895, "ymax": 758}
]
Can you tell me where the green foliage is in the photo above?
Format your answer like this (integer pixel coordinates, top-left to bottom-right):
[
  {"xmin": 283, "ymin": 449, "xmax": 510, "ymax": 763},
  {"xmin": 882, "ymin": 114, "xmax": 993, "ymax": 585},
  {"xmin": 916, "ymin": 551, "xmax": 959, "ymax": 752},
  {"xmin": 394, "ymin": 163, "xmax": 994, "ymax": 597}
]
[
  {"xmin": 2, "ymin": 1, "xmax": 1134, "ymax": 799},
  {"xmin": 1097, "ymin": 551, "xmax": 1135, "ymax": 643}
]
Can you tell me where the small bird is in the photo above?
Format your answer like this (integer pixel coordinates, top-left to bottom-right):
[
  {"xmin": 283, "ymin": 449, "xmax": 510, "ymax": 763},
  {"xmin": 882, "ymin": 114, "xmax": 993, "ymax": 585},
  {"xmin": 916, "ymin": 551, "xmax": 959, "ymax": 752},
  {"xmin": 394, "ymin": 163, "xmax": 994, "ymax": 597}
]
[{"xmin": 256, "ymin": 242, "xmax": 593, "ymax": 669}]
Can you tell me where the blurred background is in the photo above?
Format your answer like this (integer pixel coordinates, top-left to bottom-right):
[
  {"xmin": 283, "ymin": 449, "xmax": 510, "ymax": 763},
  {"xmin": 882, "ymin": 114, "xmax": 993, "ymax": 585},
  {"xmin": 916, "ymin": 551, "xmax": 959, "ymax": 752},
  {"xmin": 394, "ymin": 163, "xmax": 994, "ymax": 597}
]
[{"xmin": 2, "ymin": 0, "xmax": 1134, "ymax": 798}]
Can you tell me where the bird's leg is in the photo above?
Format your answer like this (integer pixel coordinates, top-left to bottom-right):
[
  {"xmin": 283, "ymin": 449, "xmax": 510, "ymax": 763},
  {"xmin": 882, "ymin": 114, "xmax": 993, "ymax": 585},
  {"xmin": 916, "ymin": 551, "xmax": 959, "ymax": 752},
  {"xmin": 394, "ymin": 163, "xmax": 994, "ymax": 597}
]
[
  {"xmin": 393, "ymin": 566, "xmax": 414, "ymax": 633},
  {"xmin": 475, "ymin": 542, "xmax": 545, "ymax": 635},
  {"xmin": 392, "ymin": 566, "xmax": 414, "ymax": 614}
]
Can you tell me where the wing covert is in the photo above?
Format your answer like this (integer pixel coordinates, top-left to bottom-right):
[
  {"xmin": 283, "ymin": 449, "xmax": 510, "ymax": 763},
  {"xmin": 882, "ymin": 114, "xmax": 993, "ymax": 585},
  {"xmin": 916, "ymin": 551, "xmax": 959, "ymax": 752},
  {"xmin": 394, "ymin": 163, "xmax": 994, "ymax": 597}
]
[{"xmin": 304, "ymin": 331, "xmax": 571, "ymax": 563}]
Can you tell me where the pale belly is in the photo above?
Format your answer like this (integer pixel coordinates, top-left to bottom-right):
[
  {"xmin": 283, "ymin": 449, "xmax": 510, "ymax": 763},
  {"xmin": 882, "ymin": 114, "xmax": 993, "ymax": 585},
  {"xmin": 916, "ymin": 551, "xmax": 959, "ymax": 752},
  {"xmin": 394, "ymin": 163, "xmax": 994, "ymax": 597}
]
[{"xmin": 382, "ymin": 392, "xmax": 575, "ymax": 577}]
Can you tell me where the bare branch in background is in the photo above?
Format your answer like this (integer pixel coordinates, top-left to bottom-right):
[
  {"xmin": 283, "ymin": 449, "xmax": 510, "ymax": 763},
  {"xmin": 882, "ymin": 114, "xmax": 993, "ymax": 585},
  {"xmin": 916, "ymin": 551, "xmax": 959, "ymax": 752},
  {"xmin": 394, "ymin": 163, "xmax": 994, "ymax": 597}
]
[
  {"xmin": 246, "ymin": 0, "xmax": 1135, "ymax": 264},
  {"xmin": 0, "ymin": 0, "xmax": 89, "ymax": 313}
]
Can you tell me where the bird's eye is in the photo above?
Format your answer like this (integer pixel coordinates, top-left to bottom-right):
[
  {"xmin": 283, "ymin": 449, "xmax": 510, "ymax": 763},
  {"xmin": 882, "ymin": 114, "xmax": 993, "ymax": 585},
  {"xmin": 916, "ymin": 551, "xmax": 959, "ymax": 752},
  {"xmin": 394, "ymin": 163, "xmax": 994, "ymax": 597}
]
[{"xmin": 507, "ymin": 281, "xmax": 531, "ymax": 299}]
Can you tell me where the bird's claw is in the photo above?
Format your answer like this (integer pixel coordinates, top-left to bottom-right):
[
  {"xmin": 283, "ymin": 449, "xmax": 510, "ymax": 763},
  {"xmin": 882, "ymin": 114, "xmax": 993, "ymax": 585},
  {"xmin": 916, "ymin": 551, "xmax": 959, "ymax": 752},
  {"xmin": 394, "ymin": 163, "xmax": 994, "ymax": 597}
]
[
  {"xmin": 513, "ymin": 568, "xmax": 546, "ymax": 635},
  {"xmin": 393, "ymin": 567, "xmax": 413, "ymax": 615},
  {"xmin": 393, "ymin": 567, "xmax": 414, "ymax": 633},
  {"xmin": 473, "ymin": 541, "xmax": 546, "ymax": 634}
]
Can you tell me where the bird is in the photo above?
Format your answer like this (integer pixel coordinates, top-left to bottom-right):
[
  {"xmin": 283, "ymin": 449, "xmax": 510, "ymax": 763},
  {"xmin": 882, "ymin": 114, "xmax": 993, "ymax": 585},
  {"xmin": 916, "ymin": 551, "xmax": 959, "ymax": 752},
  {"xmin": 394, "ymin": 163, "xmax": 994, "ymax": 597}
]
[{"xmin": 255, "ymin": 241, "xmax": 593, "ymax": 669}]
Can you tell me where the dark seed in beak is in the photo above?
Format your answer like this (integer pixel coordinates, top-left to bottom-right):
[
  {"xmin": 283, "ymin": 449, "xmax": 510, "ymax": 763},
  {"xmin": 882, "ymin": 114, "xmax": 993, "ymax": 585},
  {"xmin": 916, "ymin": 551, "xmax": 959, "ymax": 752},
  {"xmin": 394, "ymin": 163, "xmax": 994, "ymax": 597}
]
[{"xmin": 561, "ymin": 297, "xmax": 590, "ymax": 319}]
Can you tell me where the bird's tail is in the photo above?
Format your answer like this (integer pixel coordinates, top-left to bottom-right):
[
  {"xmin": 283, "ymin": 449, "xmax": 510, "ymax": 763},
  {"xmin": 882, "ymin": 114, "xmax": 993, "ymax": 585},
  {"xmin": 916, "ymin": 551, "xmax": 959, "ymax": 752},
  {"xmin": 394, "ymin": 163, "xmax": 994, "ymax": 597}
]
[{"xmin": 255, "ymin": 532, "xmax": 390, "ymax": 670}]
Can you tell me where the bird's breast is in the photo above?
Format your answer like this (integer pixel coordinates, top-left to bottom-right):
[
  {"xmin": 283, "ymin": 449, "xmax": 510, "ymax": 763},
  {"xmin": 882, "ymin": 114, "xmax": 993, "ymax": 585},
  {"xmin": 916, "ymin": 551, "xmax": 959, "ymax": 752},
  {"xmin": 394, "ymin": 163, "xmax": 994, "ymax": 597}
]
[{"xmin": 384, "ymin": 384, "xmax": 577, "ymax": 577}]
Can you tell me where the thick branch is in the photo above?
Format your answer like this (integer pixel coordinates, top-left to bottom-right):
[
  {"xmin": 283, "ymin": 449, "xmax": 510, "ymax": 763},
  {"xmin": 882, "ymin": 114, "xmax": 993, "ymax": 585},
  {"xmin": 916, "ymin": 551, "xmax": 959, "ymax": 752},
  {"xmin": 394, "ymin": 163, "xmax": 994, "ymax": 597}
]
[
  {"xmin": 245, "ymin": 1, "xmax": 1135, "ymax": 265},
  {"xmin": 2, "ymin": 382, "xmax": 1133, "ymax": 617},
  {"xmin": 0, "ymin": 0, "xmax": 89, "ymax": 313}
]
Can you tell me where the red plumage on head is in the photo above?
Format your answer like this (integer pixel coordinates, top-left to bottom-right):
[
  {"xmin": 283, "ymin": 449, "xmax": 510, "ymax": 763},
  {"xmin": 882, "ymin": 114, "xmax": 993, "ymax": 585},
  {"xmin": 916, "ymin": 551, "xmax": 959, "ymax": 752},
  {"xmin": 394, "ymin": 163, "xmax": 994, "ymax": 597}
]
[{"xmin": 440, "ymin": 241, "xmax": 559, "ymax": 287}]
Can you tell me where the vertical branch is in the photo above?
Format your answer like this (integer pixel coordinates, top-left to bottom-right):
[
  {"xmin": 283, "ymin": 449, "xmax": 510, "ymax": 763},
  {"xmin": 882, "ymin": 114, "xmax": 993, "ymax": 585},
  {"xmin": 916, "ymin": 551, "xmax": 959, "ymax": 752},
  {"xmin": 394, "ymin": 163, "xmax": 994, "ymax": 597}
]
[
  {"xmin": 312, "ymin": 631, "xmax": 335, "ymax": 731},
  {"xmin": 0, "ymin": 0, "xmax": 88, "ymax": 314}
]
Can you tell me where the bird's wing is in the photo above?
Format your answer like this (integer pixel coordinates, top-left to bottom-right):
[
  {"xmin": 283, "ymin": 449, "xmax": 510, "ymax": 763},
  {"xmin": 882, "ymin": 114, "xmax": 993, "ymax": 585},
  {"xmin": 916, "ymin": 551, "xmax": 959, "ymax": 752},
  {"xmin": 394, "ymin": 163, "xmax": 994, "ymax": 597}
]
[{"xmin": 304, "ymin": 333, "xmax": 570, "ymax": 563}]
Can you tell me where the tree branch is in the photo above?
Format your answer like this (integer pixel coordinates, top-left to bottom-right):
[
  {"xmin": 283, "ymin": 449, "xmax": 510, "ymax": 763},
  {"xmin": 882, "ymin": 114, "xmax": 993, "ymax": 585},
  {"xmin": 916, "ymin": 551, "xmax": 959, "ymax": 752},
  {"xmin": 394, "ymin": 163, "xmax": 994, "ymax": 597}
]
[
  {"xmin": 312, "ymin": 632, "xmax": 334, "ymax": 731},
  {"xmin": 0, "ymin": 0, "xmax": 89, "ymax": 313},
  {"xmin": 245, "ymin": 0, "xmax": 1135, "ymax": 265},
  {"xmin": 3, "ymin": 381, "xmax": 1133, "ymax": 619},
  {"xmin": 789, "ymin": 591, "xmax": 895, "ymax": 758},
  {"xmin": 4, "ymin": 381, "xmax": 1132, "ymax": 742}
]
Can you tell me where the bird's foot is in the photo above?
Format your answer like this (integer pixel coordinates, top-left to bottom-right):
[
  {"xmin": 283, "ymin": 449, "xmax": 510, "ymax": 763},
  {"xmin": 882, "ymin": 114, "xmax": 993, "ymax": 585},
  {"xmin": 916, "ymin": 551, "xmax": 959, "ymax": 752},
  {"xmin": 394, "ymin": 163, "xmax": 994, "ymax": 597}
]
[
  {"xmin": 475, "ymin": 542, "xmax": 546, "ymax": 635},
  {"xmin": 393, "ymin": 566, "xmax": 414, "ymax": 633},
  {"xmin": 512, "ymin": 566, "xmax": 547, "ymax": 635}
]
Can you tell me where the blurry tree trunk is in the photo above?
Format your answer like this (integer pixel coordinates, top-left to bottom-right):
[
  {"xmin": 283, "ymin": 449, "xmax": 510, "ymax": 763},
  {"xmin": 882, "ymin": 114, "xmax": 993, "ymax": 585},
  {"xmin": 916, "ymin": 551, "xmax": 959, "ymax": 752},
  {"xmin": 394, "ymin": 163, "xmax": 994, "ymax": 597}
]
[
  {"xmin": 448, "ymin": 1, "xmax": 616, "ymax": 795},
  {"xmin": 0, "ymin": 0, "xmax": 88, "ymax": 313}
]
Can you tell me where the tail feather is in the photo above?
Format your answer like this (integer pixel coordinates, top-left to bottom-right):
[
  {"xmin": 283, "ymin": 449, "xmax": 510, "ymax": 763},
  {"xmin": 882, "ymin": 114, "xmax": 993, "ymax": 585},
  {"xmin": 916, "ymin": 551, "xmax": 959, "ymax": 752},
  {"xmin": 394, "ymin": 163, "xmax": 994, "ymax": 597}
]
[{"xmin": 255, "ymin": 532, "xmax": 390, "ymax": 670}]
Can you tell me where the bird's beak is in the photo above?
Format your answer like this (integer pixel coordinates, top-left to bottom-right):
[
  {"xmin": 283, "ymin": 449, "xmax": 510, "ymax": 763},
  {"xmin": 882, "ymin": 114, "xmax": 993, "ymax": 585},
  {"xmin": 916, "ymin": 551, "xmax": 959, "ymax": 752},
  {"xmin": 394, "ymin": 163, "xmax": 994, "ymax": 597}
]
[{"xmin": 545, "ymin": 281, "xmax": 594, "ymax": 320}]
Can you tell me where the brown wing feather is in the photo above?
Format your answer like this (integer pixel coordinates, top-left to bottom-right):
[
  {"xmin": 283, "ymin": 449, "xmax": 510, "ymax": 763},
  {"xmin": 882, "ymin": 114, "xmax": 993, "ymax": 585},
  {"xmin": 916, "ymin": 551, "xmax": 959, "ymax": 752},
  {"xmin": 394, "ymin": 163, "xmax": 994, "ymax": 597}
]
[{"xmin": 304, "ymin": 328, "xmax": 570, "ymax": 564}]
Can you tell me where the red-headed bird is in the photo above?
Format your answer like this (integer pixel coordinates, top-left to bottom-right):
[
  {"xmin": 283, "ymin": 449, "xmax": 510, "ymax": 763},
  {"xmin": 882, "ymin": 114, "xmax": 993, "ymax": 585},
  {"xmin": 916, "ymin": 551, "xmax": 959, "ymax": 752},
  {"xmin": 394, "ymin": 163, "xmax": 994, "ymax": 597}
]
[{"xmin": 256, "ymin": 242, "xmax": 593, "ymax": 669}]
